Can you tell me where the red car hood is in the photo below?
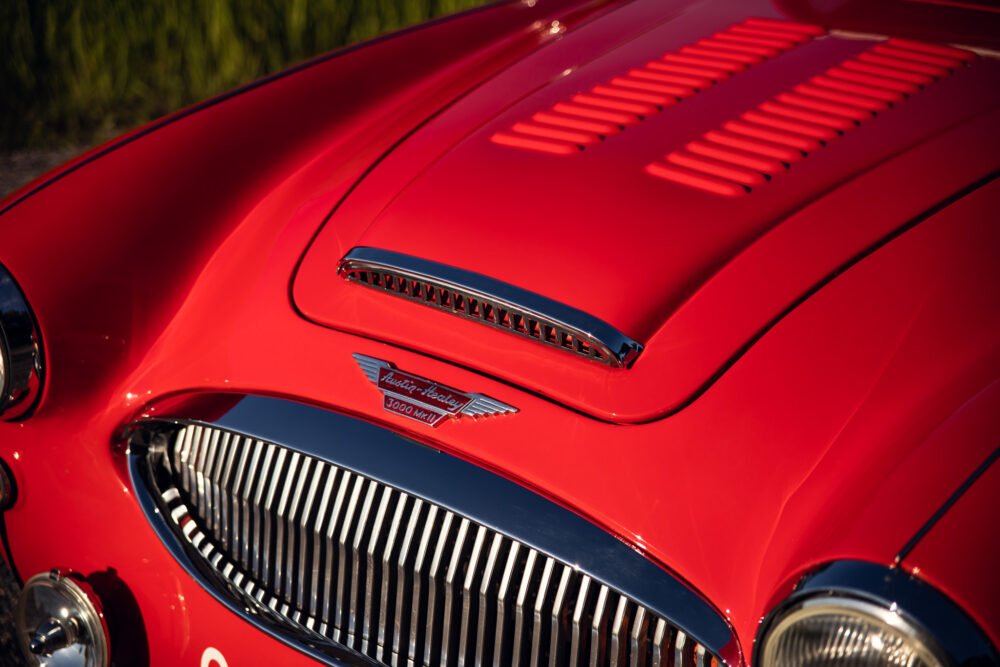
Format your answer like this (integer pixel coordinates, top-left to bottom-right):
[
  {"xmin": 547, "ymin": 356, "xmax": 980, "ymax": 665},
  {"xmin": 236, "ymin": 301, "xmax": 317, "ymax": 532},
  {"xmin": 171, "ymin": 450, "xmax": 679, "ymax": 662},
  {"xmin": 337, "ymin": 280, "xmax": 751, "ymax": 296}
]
[{"xmin": 295, "ymin": 0, "xmax": 1000, "ymax": 422}]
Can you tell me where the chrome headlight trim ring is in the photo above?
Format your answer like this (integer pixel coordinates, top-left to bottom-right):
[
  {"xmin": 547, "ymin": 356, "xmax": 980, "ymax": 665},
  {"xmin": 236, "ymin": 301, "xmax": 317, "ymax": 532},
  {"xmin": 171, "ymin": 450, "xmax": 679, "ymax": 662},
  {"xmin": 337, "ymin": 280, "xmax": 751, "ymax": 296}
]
[
  {"xmin": 0, "ymin": 263, "xmax": 43, "ymax": 420},
  {"xmin": 754, "ymin": 560, "xmax": 999, "ymax": 667}
]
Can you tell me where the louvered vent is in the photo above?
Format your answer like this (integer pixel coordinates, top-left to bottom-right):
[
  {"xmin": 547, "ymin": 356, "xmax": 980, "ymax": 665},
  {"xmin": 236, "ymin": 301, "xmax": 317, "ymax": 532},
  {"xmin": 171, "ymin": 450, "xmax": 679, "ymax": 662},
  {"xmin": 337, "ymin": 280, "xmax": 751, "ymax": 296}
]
[
  {"xmin": 339, "ymin": 248, "xmax": 643, "ymax": 368},
  {"xmin": 491, "ymin": 18, "xmax": 824, "ymax": 155},
  {"xmin": 646, "ymin": 38, "xmax": 976, "ymax": 196},
  {"xmin": 147, "ymin": 422, "xmax": 726, "ymax": 667}
]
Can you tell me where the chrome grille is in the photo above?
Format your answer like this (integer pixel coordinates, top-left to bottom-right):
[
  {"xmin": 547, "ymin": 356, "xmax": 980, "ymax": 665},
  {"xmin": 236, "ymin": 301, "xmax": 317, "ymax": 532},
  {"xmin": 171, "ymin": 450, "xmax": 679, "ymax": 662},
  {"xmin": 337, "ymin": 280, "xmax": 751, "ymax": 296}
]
[{"xmin": 151, "ymin": 422, "xmax": 724, "ymax": 667}]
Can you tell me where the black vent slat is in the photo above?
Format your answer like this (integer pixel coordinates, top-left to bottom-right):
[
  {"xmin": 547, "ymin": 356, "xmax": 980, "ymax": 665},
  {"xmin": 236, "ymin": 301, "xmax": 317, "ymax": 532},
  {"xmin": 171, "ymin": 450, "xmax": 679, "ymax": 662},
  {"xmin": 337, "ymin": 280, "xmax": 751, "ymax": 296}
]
[{"xmin": 149, "ymin": 423, "xmax": 724, "ymax": 666}]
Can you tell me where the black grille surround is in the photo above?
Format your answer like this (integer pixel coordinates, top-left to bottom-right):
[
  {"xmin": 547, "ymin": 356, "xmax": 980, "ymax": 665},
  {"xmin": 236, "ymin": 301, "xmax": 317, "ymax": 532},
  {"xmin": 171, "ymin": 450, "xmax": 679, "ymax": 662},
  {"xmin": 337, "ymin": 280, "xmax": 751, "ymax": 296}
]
[{"xmin": 128, "ymin": 395, "xmax": 737, "ymax": 667}]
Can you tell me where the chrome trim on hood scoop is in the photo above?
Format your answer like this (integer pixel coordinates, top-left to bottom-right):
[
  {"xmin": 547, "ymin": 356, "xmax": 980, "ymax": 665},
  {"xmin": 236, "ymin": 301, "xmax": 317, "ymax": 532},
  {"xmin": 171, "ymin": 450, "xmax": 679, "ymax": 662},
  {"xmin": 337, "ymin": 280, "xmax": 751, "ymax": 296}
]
[{"xmin": 339, "ymin": 247, "xmax": 643, "ymax": 368}]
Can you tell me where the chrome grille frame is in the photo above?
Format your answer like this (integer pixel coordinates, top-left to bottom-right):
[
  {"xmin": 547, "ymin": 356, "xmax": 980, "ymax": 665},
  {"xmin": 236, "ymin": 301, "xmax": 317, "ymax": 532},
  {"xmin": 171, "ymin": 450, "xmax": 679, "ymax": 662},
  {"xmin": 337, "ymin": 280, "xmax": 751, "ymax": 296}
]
[
  {"xmin": 339, "ymin": 247, "xmax": 643, "ymax": 368},
  {"xmin": 128, "ymin": 395, "xmax": 737, "ymax": 666}
]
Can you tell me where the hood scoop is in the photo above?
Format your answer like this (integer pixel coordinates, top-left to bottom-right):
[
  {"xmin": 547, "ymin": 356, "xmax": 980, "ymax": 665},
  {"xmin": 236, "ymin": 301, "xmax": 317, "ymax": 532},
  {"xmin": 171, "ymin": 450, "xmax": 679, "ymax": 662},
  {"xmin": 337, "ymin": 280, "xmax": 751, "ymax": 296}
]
[{"xmin": 340, "ymin": 247, "xmax": 643, "ymax": 367}]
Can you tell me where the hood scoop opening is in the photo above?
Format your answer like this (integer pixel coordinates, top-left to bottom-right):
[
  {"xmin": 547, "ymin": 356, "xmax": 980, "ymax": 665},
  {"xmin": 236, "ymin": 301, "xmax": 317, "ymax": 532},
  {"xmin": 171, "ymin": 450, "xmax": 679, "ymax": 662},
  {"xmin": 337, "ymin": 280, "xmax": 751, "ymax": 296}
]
[{"xmin": 339, "ymin": 247, "xmax": 643, "ymax": 368}]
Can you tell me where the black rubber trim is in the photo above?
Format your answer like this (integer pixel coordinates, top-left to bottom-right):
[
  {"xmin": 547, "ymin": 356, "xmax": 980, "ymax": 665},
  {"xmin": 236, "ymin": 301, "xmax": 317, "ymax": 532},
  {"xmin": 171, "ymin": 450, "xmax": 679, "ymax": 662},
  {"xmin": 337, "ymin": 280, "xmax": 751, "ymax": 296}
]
[{"xmin": 896, "ymin": 446, "xmax": 1000, "ymax": 563}]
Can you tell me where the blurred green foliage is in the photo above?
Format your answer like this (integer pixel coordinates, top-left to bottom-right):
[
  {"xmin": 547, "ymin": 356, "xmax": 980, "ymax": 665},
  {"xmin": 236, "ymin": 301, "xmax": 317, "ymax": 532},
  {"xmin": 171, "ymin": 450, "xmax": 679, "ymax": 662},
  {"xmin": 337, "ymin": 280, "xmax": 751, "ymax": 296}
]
[{"xmin": 0, "ymin": 0, "xmax": 488, "ymax": 150}]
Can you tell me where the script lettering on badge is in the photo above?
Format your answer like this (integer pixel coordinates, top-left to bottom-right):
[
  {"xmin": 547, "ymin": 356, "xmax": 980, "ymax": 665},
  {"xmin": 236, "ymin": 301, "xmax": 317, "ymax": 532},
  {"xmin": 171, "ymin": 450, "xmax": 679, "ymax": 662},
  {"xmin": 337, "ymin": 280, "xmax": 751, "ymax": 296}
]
[
  {"xmin": 354, "ymin": 354, "xmax": 517, "ymax": 428},
  {"xmin": 377, "ymin": 369, "xmax": 473, "ymax": 414}
]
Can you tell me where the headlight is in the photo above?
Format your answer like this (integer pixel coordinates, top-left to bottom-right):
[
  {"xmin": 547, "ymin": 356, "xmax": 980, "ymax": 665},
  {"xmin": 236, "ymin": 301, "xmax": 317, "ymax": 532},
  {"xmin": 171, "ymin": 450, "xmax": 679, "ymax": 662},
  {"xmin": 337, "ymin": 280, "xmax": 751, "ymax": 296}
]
[
  {"xmin": 0, "ymin": 263, "xmax": 42, "ymax": 420},
  {"xmin": 756, "ymin": 561, "xmax": 999, "ymax": 667},
  {"xmin": 758, "ymin": 596, "xmax": 945, "ymax": 666}
]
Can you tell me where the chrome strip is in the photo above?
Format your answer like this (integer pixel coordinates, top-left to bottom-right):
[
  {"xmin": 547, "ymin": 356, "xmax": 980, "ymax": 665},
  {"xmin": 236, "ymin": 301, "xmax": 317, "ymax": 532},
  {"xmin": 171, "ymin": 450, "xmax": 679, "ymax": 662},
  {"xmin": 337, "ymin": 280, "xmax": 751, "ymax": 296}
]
[
  {"xmin": 339, "ymin": 247, "xmax": 643, "ymax": 368},
  {"xmin": 127, "ymin": 395, "xmax": 737, "ymax": 666}
]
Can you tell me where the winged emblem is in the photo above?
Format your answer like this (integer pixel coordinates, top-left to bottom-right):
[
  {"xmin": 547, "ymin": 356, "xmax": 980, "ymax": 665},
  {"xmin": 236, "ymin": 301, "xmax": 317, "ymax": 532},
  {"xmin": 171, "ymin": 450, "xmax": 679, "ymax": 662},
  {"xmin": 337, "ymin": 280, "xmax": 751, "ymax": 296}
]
[{"xmin": 352, "ymin": 354, "xmax": 518, "ymax": 427}]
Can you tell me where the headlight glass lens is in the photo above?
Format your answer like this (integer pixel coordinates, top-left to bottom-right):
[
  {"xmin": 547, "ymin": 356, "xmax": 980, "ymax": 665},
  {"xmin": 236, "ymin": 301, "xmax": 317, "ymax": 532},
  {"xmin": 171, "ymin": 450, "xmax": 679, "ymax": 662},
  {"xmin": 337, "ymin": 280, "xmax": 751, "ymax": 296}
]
[
  {"xmin": 0, "ymin": 337, "xmax": 7, "ymax": 398},
  {"xmin": 759, "ymin": 597, "xmax": 946, "ymax": 667}
]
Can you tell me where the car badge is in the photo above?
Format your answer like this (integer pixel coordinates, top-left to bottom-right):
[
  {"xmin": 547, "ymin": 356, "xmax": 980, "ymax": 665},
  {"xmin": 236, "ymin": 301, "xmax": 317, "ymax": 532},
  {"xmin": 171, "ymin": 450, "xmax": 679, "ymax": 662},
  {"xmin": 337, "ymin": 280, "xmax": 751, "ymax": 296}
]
[{"xmin": 353, "ymin": 354, "xmax": 517, "ymax": 427}]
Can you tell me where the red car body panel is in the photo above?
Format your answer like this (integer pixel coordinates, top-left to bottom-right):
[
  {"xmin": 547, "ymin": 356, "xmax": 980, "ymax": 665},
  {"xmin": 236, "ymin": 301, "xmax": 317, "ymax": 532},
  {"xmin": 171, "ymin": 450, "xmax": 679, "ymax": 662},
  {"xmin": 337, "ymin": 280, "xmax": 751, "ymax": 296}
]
[
  {"xmin": 294, "ymin": 3, "xmax": 1000, "ymax": 420},
  {"xmin": 905, "ymin": 451, "xmax": 1000, "ymax": 651},
  {"xmin": 0, "ymin": 0, "xmax": 998, "ymax": 664}
]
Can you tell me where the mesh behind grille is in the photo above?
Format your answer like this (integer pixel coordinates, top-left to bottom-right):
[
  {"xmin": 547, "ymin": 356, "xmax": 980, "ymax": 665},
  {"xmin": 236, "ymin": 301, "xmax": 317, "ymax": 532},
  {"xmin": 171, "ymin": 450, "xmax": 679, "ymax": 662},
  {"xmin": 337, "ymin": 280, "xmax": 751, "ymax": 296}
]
[{"xmin": 158, "ymin": 423, "xmax": 723, "ymax": 667}]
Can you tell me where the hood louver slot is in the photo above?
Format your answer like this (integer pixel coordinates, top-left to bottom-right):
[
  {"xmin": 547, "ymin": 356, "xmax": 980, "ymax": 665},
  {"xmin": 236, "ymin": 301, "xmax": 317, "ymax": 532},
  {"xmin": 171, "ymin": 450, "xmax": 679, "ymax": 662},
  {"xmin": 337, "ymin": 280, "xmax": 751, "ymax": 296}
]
[
  {"xmin": 646, "ymin": 37, "xmax": 975, "ymax": 196},
  {"xmin": 339, "ymin": 247, "xmax": 642, "ymax": 368},
  {"xmin": 491, "ymin": 18, "xmax": 823, "ymax": 155}
]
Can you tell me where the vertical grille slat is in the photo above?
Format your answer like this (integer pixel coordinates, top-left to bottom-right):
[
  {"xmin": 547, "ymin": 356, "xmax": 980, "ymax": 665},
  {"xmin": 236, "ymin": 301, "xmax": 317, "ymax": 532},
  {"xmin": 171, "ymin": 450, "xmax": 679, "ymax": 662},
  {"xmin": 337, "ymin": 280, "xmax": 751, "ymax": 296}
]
[
  {"xmin": 308, "ymin": 463, "xmax": 336, "ymax": 621},
  {"xmin": 609, "ymin": 596, "xmax": 629, "ymax": 667},
  {"xmin": 476, "ymin": 533, "xmax": 505, "ymax": 667},
  {"xmin": 589, "ymin": 585, "xmax": 611, "ymax": 667},
  {"xmin": 651, "ymin": 619, "xmax": 667, "ymax": 667},
  {"xmin": 285, "ymin": 455, "xmax": 313, "ymax": 607},
  {"xmin": 549, "ymin": 565, "xmax": 573, "ymax": 667},
  {"xmin": 322, "ymin": 467, "xmax": 353, "ymax": 633},
  {"xmin": 262, "ymin": 447, "xmax": 290, "ymax": 592},
  {"xmin": 442, "ymin": 518, "xmax": 473, "ymax": 667},
  {"xmin": 458, "ymin": 525, "xmax": 488, "ymax": 667},
  {"xmin": 273, "ymin": 451, "xmax": 301, "ymax": 597},
  {"xmin": 630, "ymin": 607, "xmax": 648, "ymax": 667},
  {"xmin": 424, "ymin": 510, "xmax": 456, "ymax": 667},
  {"xmin": 217, "ymin": 431, "xmax": 237, "ymax": 551},
  {"xmin": 570, "ymin": 575, "xmax": 593, "ymax": 667},
  {"xmin": 513, "ymin": 549, "xmax": 540, "ymax": 667},
  {"xmin": 335, "ymin": 475, "xmax": 367, "ymax": 642},
  {"xmin": 362, "ymin": 487, "xmax": 395, "ymax": 655},
  {"xmin": 202, "ymin": 428, "xmax": 222, "ymax": 538},
  {"xmin": 378, "ymin": 491, "xmax": 409, "ymax": 663},
  {"xmin": 348, "ymin": 480, "xmax": 380, "ymax": 647},
  {"xmin": 251, "ymin": 442, "xmax": 276, "ymax": 579},
  {"xmin": 494, "ymin": 541, "xmax": 522, "ymax": 667},
  {"xmin": 392, "ymin": 498, "xmax": 424, "ymax": 667},
  {"xmin": 160, "ymin": 424, "xmax": 724, "ymax": 667},
  {"xmin": 532, "ymin": 557, "xmax": 557, "ymax": 667}
]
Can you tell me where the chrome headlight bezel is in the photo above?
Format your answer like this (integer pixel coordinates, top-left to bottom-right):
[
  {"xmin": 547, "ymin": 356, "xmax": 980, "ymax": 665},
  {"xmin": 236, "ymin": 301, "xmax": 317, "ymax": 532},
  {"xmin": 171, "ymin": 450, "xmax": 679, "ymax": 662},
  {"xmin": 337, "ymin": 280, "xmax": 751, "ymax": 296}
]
[
  {"xmin": 0, "ymin": 263, "xmax": 43, "ymax": 420},
  {"xmin": 754, "ymin": 561, "xmax": 999, "ymax": 667}
]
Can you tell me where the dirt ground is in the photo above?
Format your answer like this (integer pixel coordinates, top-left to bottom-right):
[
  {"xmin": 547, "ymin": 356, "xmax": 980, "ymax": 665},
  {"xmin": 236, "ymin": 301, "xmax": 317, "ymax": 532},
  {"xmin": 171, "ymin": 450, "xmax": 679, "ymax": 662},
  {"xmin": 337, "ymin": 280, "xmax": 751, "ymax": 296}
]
[
  {"xmin": 0, "ymin": 559, "xmax": 24, "ymax": 666},
  {"xmin": 0, "ymin": 147, "xmax": 82, "ymax": 200}
]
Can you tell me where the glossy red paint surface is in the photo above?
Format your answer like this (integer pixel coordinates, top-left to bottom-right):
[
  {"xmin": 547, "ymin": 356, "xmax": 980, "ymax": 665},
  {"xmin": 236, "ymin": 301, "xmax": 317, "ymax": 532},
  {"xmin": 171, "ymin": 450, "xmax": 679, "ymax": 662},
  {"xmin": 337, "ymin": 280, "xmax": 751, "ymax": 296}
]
[
  {"xmin": 904, "ymin": 450, "xmax": 1000, "ymax": 651},
  {"xmin": 294, "ymin": 0, "xmax": 1000, "ymax": 421},
  {"xmin": 0, "ymin": 0, "xmax": 998, "ymax": 665}
]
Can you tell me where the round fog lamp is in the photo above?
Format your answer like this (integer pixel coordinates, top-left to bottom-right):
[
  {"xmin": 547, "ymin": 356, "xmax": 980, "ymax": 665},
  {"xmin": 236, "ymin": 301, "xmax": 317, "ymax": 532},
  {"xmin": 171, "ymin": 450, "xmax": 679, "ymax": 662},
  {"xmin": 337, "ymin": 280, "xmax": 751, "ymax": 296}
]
[
  {"xmin": 15, "ymin": 570, "xmax": 110, "ymax": 667},
  {"xmin": 758, "ymin": 596, "xmax": 946, "ymax": 667}
]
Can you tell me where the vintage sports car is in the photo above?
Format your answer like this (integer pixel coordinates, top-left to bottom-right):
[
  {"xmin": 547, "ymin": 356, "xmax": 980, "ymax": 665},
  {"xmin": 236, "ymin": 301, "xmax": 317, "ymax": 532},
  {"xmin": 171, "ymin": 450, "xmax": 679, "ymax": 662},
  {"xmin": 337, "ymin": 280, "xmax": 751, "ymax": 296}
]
[{"xmin": 1, "ymin": 0, "xmax": 999, "ymax": 665}]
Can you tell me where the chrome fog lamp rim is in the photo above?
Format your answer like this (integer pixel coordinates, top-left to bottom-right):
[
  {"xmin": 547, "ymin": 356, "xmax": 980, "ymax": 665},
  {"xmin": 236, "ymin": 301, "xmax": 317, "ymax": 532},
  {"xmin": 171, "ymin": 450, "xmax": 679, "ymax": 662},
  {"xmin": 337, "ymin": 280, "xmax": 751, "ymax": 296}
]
[
  {"xmin": 0, "ymin": 262, "xmax": 43, "ymax": 420},
  {"xmin": 758, "ymin": 594, "xmax": 947, "ymax": 667},
  {"xmin": 15, "ymin": 569, "xmax": 110, "ymax": 667}
]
